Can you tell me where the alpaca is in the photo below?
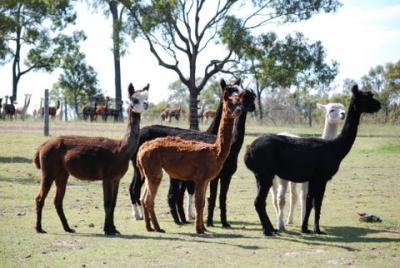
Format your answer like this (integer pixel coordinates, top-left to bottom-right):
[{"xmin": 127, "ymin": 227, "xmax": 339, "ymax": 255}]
[
  {"xmin": 3, "ymin": 96, "xmax": 16, "ymax": 120},
  {"xmin": 167, "ymin": 106, "xmax": 181, "ymax": 122},
  {"xmin": 33, "ymin": 83, "xmax": 149, "ymax": 235},
  {"xmin": 244, "ymin": 85, "xmax": 381, "ymax": 236},
  {"xmin": 96, "ymin": 97, "xmax": 110, "ymax": 121},
  {"xmin": 107, "ymin": 100, "xmax": 123, "ymax": 122},
  {"xmin": 203, "ymin": 109, "xmax": 216, "ymax": 123},
  {"xmin": 270, "ymin": 102, "xmax": 346, "ymax": 231},
  {"xmin": 129, "ymin": 79, "xmax": 241, "ymax": 221},
  {"xmin": 82, "ymin": 101, "xmax": 97, "ymax": 121},
  {"xmin": 16, "ymin": 94, "xmax": 32, "ymax": 120},
  {"xmin": 48, "ymin": 100, "xmax": 60, "ymax": 118},
  {"xmin": 137, "ymin": 90, "xmax": 241, "ymax": 233}
]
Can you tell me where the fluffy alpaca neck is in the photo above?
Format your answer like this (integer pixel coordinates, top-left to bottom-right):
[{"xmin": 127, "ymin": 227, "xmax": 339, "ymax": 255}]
[
  {"xmin": 334, "ymin": 100, "xmax": 361, "ymax": 159},
  {"xmin": 322, "ymin": 121, "xmax": 340, "ymax": 140},
  {"xmin": 119, "ymin": 112, "xmax": 141, "ymax": 158},
  {"xmin": 205, "ymin": 100, "xmax": 223, "ymax": 134},
  {"xmin": 215, "ymin": 111, "xmax": 235, "ymax": 161}
]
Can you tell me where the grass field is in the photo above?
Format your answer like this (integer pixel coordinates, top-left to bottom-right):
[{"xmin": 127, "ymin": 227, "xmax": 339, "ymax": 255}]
[{"xmin": 0, "ymin": 119, "xmax": 399, "ymax": 267}]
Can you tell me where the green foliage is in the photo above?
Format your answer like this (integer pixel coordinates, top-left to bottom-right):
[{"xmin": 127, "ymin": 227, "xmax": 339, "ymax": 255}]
[
  {"xmin": 167, "ymin": 80, "xmax": 189, "ymax": 106},
  {"xmin": 199, "ymin": 79, "xmax": 220, "ymax": 109}
]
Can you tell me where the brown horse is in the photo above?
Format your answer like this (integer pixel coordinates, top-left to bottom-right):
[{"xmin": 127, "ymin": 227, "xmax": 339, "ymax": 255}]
[
  {"xmin": 137, "ymin": 90, "xmax": 241, "ymax": 234},
  {"xmin": 33, "ymin": 83, "xmax": 149, "ymax": 235}
]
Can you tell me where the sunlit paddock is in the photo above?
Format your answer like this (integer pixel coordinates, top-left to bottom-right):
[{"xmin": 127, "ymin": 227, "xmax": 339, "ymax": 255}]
[{"xmin": 0, "ymin": 119, "xmax": 399, "ymax": 267}]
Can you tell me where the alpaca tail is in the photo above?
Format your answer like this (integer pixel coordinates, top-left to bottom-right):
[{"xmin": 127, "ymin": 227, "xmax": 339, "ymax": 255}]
[
  {"xmin": 243, "ymin": 145, "xmax": 254, "ymax": 171},
  {"xmin": 33, "ymin": 150, "xmax": 41, "ymax": 169}
]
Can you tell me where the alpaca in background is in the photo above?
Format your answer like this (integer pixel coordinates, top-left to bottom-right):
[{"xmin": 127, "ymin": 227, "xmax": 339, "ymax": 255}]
[
  {"xmin": 270, "ymin": 102, "xmax": 346, "ymax": 231},
  {"xmin": 244, "ymin": 85, "xmax": 381, "ymax": 236}
]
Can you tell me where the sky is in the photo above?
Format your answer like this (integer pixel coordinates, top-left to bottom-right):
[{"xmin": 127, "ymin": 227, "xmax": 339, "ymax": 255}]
[{"xmin": 1, "ymin": 0, "xmax": 400, "ymax": 113}]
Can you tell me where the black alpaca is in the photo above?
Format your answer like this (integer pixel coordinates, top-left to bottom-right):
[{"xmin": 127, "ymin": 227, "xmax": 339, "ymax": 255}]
[
  {"xmin": 244, "ymin": 85, "xmax": 381, "ymax": 236},
  {"xmin": 129, "ymin": 79, "xmax": 241, "ymax": 222}
]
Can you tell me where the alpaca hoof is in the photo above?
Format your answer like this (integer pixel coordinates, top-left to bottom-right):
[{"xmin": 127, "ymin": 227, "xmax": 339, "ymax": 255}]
[
  {"xmin": 206, "ymin": 221, "xmax": 214, "ymax": 227},
  {"xmin": 174, "ymin": 221, "xmax": 183, "ymax": 226},
  {"xmin": 105, "ymin": 229, "xmax": 120, "ymax": 236},
  {"xmin": 301, "ymin": 228, "xmax": 312, "ymax": 234},
  {"xmin": 146, "ymin": 227, "xmax": 155, "ymax": 232},
  {"xmin": 156, "ymin": 229, "xmax": 166, "ymax": 233},
  {"xmin": 263, "ymin": 230, "xmax": 274, "ymax": 236},
  {"xmin": 196, "ymin": 229, "xmax": 205, "ymax": 234},
  {"xmin": 65, "ymin": 228, "xmax": 76, "ymax": 233},
  {"xmin": 222, "ymin": 222, "xmax": 231, "ymax": 228},
  {"xmin": 181, "ymin": 220, "xmax": 189, "ymax": 224},
  {"xmin": 36, "ymin": 228, "xmax": 47, "ymax": 234},
  {"xmin": 314, "ymin": 229, "xmax": 326, "ymax": 235}
]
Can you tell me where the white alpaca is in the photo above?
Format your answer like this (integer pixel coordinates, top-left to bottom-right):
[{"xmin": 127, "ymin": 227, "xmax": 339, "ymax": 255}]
[{"xmin": 271, "ymin": 103, "xmax": 346, "ymax": 230}]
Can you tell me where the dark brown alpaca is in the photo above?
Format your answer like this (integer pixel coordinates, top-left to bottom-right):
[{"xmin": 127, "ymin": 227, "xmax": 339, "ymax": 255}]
[
  {"xmin": 82, "ymin": 101, "xmax": 97, "ymax": 121},
  {"xmin": 96, "ymin": 97, "xmax": 110, "ymax": 121},
  {"xmin": 167, "ymin": 106, "xmax": 181, "ymax": 122},
  {"xmin": 3, "ymin": 96, "xmax": 16, "ymax": 120},
  {"xmin": 137, "ymin": 91, "xmax": 241, "ymax": 234},
  {"xmin": 33, "ymin": 83, "xmax": 149, "ymax": 235},
  {"xmin": 48, "ymin": 100, "xmax": 60, "ymax": 118}
]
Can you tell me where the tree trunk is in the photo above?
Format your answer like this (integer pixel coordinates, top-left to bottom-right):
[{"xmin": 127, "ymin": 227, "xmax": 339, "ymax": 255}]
[
  {"xmin": 308, "ymin": 102, "xmax": 312, "ymax": 127},
  {"xmin": 189, "ymin": 91, "xmax": 199, "ymax": 130},
  {"xmin": 255, "ymin": 80, "xmax": 263, "ymax": 120},
  {"xmin": 109, "ymin": 1, "xmax": 122, "ymax": 121},
  {"xmin": 74, "ymin": 94, "xmax": 80, "ymax": 119},
  {"xmin": 12, "ymin": 24, "xmax": 22, "ymax": 102}
]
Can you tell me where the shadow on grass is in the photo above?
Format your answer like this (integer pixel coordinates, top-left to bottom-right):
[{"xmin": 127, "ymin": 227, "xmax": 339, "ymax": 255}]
[
  {"xmin": 277, "ymin": 225, "xmax": 400, "ymax": 251},
  {"xmin": 0, "ymin": 156, "xmax": 32, "ymax": 163}
]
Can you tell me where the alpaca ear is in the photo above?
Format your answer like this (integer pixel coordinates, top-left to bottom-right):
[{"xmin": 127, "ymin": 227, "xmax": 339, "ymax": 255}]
[
  {"xmin": 143, "ymin": 83, "xmax": 150, "ymax": 91},
  {"xmin": 234, "ymin": 78, "xmax": 241, "ymax": 85},
  {"xmin": 351, "ymin": 84, "xmax": 359, "ymax": 96},
  {"xmin": 220, "ymin": 79, "xmax": 227, "ymax": 90},
  {"xmin": 223, "ymin": 90, "xmax": 229, "ymax": 101},
  {"xmin": 128, "ymin": 83, "xmax": 135, "ymax": 96},
  {"xmin": 317, "ymin": 103, "xmax": 326, "ymax": 112}
]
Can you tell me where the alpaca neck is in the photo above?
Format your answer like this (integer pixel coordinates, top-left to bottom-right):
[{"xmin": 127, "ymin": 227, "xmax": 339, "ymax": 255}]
[
  {"xmin": 322, "ymin": 121, "xmax": 340, "ymax": 140},
  {"xmin": 334, "ymin": 101, "xmax": 361, "ymax": 159},
  {"xmin": 230, "ymin": 109, "xmax": 248, "ymax": 155},
  {"xmin": 205, "ymin": 101, "xmax": 223, "ymax": 134},
  {"xmin": 215, "ymin": 112, "xmax": 235, "ymax": 161},
  {"xmin": 119, "ymin": 112, "xmax": 141, "ymax": 159}
]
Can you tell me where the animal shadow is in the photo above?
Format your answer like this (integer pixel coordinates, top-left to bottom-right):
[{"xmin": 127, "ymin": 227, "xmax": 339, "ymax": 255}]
[{"xmin": 0, "ymin": 156, "xmax": 32, "ymax": 164}]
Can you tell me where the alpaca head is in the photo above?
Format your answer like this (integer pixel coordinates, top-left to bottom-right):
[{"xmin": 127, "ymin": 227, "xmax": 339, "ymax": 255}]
[
  {"xmin": 317, "ymin": 103, "xmax": 346, "ymax": 125},
  {"xmin": 351, "ymin": 85, "xmax": 381, "ymax": 113},
  {"xmin": 239, "ymin": 89, "xmax": 256, "ymax": 112},
  {"xmin": 223, "ymin": 90, "xmax": 242, "ymax": 119},
  {"xmin": 220, "ymin": 78, "xmax": 241, "ymax": 97},
  {"xmin": 128, "ymin": 83, "xmax": 149, "ymax": 113}
]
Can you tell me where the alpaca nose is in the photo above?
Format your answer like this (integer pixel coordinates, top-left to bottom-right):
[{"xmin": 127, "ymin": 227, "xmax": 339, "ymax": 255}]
[
  {"xmin": 234, "ymin": 106, "xmax": 242, "ymax": 116},
  {"xmin": 340, "ymin": 112, "xmax": 345, "ymax": 120},
  {"xmin": 143, "ymin": 102, "xmax": 149, "ymax": 110}
]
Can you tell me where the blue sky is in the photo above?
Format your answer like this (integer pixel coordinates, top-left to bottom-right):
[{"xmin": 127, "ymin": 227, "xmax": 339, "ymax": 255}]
[{"xmin": 1, "ymin": 0, "xmax": 400, "ymax": 112}]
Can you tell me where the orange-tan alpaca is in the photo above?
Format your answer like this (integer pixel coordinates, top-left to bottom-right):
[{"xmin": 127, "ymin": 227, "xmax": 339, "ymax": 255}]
[
  {"xmin": 33, "ymin": 83, "xmax": 149, "ymax": 235},
  {"xmin": 137, "ymin": 91, "xmax": 241, "ymax": 234}
]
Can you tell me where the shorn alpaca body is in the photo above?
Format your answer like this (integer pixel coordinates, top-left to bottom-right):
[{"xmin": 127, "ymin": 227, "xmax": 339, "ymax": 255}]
[
  {"xmin": 271, "ymin": 103, "xmax": 346, "ymax": 231},
  {"xmin": 82, "ymin": 101, "xmax": 97, "ymax": 121},
  {"xmin": 130, "ymin": 79, "xmax": 241, "ymax": 221},
  {"xmin": 16, "ymin": 94, "xmax": 32, "ymax": 120},
  {"xmin": 33, "ymin": 83, "xmax": 149, "ymax": 235},
  {"xmin": 244, "ymin": 85, "xmax": 381, "ymax": 236},
  {"xmin": 137, "ymin": 91, "xmax": 241, "ymax": 233}
]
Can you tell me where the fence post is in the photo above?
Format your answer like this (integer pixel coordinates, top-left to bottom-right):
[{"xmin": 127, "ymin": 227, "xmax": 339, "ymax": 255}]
[
  {"xmin": 44, "ymin": 89, "xmax": 49, "ymax": 136},
  {"xmin": 64, "ymin": 99, "xmax": 68, "ymax": 122}
]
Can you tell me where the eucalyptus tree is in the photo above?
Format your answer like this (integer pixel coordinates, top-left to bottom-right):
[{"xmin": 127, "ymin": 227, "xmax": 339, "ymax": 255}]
[
  {"xmin": 119, "ymin": 0, "xmax": 341, "ymax": 130},
  {"xmin": 0, "ymin": 0, "xmax": 78, "ymax": 101}
]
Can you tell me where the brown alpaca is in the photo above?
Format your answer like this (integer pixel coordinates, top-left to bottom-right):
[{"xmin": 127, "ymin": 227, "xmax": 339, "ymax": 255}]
[
  {"xmin": 137, "ymin": 91, "xmax": 241, "ymax": 234},
  {"xmin": 33, "ymin": 83, "xmax": 149, "ymax": 235},
  {"xmin": 167, "ymin": 106, "xmax": 181, "ymax": 122},
  {"xmin": 203, "ymin": 109, "xmax": 216, "ymax": 122},
  {"xmin": 48, "ymin": 100, "xmax": 60, "ymax": 118},
  {"xmin": 96, "ymin": 97, "xmax": 110, "ymax": 121},
  {"xmin": 3, "ymin": 96, "xmax": 16, "ymax": 120}
]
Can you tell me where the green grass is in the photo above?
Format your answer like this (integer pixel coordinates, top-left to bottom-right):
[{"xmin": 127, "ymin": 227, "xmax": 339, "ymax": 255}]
[{"xmin": 0, "ymin": 120, "xmax": 399, "ymax": 267}]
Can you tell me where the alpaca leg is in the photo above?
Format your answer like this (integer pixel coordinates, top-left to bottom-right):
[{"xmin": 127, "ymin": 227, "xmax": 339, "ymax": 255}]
[
  {"xmin": 103, "ymin": 179, "xmax": 119, "ymax": 235},
  {"xmin": 313, "ymin": 181, "xmax": 327, "ymax": 234},
  {"xmin": 35, "ymin": 176, "xmax": 54, "ymax": 233},
  {"xmin": 176, "ymin": 181, "xmax": 189, "ymax": 224},
  {"xmin": 141, "ymin": 186, "xmax": 154, "ymax": 232},
  {"xmin": 144, "ymin": 180, "xmax": 165, "ymax": 233},
  {"xmin": 130, "ymin": 166, "xmax": 143, "ymax": 220},
  {"xmin": 206, "ymin": 177, "xmax": 218, "ymax": 227},
  {"xmin": 277, "ymin": 179, "xmax": 288, "ymax": 230},
  {"xmin": 54, "ymin": 172, "xmax": 75, "ymax": 233},
  {"xmin": 195, "ymin": 181, "xmax": 208, "ymax": 234},
  {"xmin": 270, "ymin": 177, "xmax": 279, "ymax": 222},
  {"xmin": 187, "ymin": 181, "xmax": 196, "ymax": 220},
  {"xmin": 299, "ymin": 182, "xmax": 309, "ymax": 225},
  {"xmin": 110, "ymin": 180, "xmax": 120, "ymax": 234},
  {"xmin": 219, "ymin": 174, "xmax": 232, "ymax": 228},
  {"xmin": 168, "ymin": 178, "xmax": 182, "ymax": 225},
  {"xmin": 286, "ymin": 181, "xmax": 297, "ymax": 225},
  {"xmin": 301, "ymin": 181, "xmax": 315, "ymax": 234},
  {"xmin": 254, "ymin": 174, "xmax": 275, "ymax": 236}
]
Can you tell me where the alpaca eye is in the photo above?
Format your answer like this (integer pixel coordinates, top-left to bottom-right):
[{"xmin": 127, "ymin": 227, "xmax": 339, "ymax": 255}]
[{"xmin": 133, "ymin": 99, "xmax": 139, "ymax": 104}]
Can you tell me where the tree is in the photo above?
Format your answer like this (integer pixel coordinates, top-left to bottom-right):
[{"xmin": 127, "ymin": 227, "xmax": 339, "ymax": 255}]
[
  {"xmin": 55, "ymin": 45, "xmax": 103, "ymax": 118},
  {"xmin": 234, "ymin": 32, "xmax": 338, "ymax": 120},
  {"xmin": 167, "ymin": 79, "xmax": 189, "ymax": 106},
  {"xmin": 119, "ymin": 0, "xmax": 341, "ymax": 130},
  {"xmin": 0, "ymin": 0, "xmax": 78, "ymax": 101},
  {"xmin": 88, "ymin": 0, "xmax": 137, "ymax": 120}
]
